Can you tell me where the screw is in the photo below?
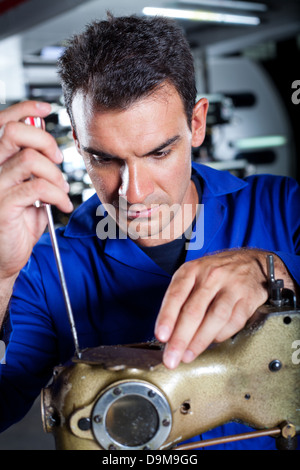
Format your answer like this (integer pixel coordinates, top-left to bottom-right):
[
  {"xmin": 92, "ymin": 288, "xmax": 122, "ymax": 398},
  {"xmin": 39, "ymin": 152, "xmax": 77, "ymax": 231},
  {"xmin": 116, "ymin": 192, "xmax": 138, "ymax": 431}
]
[
  {"xmin": 93, "ymin": 414, "xmax": 102, "ymax": 424},
  {"xmin": 148, "ymin": 390, "xmax": 156, "ymax": 398},
  {"xmin": 113, "ymin": 387, "xmax": 122, "ymax": 396},
  {"xmin": 162, "ymin": 418, "xmax": 170, "ymax": 427},
  {"xmin": 281, "ymin": 422, "xmax": 296, "ymax": 438},
  {"xmin": 269, "ymin": 360, "xmax": 282, "ymax": 372},
  {"xmin": 47, "ymin": 412, "xmax": 60, "ymax": 428},
  {"xmin": 78, "ymin": 417, "xmax": 91, "ymax": 431}
]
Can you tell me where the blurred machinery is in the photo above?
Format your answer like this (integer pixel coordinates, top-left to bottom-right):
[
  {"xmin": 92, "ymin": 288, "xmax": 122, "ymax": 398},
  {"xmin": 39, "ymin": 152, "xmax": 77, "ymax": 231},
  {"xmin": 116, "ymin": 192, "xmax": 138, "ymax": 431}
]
[
  {"xmin": 42, "ymin": 107, "xmax": 95, "ymax": 226},
  {"xmin": 193, "ymin": 56, "xmax": 296, "ymax": 178}
]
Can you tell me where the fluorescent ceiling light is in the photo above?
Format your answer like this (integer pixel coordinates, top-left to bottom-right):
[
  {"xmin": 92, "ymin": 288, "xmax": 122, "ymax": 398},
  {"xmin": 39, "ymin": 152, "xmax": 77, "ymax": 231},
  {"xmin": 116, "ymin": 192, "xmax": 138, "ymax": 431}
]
[
  {"xmin": 234, "ymin": 135, "xmax": 287, "ymax": 150},
  {"xmin": 178, "ymin": 0, "xmax": 267, "ymax": 12},
  {"xmin": 143, "ymin": 7, "xmax": 260, "ymax": 25}
]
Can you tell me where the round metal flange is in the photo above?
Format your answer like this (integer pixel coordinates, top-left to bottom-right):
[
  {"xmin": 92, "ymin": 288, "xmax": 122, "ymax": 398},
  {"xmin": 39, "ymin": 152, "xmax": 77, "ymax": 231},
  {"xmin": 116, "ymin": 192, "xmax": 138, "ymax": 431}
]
[{"xmin": 91, "ymin": 381, "xmax": 172, "ymax": 450}]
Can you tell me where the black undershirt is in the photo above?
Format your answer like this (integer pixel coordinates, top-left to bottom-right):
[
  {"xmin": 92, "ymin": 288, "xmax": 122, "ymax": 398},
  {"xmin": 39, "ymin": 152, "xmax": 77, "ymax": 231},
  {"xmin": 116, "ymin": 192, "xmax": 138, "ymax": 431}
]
[{"xmin": 140, "ymin": 175, "xmax": 202, "ymax": 276}]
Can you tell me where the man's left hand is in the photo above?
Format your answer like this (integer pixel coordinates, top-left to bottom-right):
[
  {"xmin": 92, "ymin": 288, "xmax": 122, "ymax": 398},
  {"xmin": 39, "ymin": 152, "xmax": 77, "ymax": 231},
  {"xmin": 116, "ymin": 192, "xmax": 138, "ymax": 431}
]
[{"xmin": 155, "ymin": 249, "xmax": 289, "ymax": 369}]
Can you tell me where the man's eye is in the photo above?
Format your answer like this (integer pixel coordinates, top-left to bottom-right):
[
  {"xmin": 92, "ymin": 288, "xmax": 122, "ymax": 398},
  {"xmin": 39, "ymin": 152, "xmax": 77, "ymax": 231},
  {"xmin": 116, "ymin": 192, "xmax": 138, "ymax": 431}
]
[
  {"xmin": 91, "ymin": 155, "xmax": 113, "ymax": 165},
  {"xmin": 153, "ymin": 149, "xmax": 171, "ymax": 159}
]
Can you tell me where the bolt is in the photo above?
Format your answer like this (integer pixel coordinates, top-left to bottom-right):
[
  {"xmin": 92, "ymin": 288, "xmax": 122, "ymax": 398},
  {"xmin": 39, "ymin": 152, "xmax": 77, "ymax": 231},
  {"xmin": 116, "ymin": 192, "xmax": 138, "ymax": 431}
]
[
  {"xmin": 47, "ymin": 414, "xmax": 58, "ymax": 428},
  {"xmin": 78, "ymin": 417, "xmax": 91, "ymax": 431},
  {"xmin": 93, "ymin": 414, "xmax": 102, "ymax": 424},
  {"xmin": 281, "ymin": 422, "xmax": 296, "ymax": 439},
  {"xmin": 148, "ymin": 390, "xmax": 156, "ymax": 398},
  {"xmin": 113, "ymin": 387, "xmax": 122, "ymax": 396},
  {"xmin": 162, "ymin": 418, "xmax": 170, "ymax": 427},
  {"xmin": 269, "ymin": 360, "xmax": 282, "ymax": 372}
]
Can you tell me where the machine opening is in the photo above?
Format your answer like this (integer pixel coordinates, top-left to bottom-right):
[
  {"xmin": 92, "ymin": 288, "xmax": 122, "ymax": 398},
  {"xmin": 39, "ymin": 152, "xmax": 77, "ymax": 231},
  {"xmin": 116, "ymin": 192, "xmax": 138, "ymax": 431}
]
[{"xmin": 105, "ymin": 394, "xmax": 159, "ymax": 447}]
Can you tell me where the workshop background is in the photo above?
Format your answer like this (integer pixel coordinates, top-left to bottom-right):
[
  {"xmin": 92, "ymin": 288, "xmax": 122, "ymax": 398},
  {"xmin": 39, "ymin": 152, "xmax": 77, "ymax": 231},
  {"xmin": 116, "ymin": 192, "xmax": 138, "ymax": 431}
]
[{"xmin": 0, "ymin": 0, "xmax": 299, "ymax": 450}]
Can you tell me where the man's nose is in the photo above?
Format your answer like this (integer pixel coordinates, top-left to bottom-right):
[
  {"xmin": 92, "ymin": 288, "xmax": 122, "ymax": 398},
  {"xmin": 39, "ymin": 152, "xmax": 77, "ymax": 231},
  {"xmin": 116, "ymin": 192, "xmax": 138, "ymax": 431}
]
[{"xmin": 118, "ymin": 162, "xmax": 154, "ymax": 204}]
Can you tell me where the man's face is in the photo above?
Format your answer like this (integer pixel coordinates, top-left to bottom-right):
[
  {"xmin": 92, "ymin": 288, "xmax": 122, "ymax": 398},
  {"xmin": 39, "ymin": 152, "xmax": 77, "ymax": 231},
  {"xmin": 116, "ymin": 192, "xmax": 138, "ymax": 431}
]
[{"xmin": 72, "ymin": 84, "xmax": 208, "ymax": 246}]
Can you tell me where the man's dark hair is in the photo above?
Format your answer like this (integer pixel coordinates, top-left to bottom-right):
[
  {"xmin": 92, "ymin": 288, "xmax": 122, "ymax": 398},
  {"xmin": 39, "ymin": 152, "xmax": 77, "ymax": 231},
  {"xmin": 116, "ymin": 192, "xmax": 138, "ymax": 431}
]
[{"xmin": 57, "ymin": 14, "xmax": 197, "ymax": 127}]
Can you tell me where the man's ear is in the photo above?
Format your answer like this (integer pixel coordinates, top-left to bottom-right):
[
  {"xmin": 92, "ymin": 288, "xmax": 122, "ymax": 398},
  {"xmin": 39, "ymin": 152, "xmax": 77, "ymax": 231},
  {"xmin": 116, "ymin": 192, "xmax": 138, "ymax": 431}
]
[{"xmin": 191, "ymin": 98, "xmax": 209, "ymax": 148}]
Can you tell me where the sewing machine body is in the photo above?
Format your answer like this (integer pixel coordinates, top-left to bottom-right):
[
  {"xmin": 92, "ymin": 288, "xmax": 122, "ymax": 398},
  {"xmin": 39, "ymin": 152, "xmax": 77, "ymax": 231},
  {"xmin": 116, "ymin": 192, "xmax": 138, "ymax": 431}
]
[{"xmin": 41, "ymin": 306, "xmax": 300, "ymax": 450}]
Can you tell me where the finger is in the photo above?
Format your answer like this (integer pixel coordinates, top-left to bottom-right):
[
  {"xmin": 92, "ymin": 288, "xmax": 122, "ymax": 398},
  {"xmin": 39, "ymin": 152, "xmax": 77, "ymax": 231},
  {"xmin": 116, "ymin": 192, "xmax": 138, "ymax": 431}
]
[
  {"xmin": 155, "ymin": 267, "xmax": 197, "ymax": 343},
  {"xmin": 213, "ymin": 299, "xmax": 253, "ymax": 343},
  {"xmin": 162, "ymin": 282, "xmax": 220, "ymax": 369},
  {"xmin": 0, "ymin": 121, "xmax": 63, "ymax": 165},
  {"xmin": 6, "ymin": 178, "xmax": 73, "ymax": 214},
  {"xmin": 181, "ymin": 290, "xmax": 237, "ymax": 363},
  {"xmin": 0, "ymin": 101, "xmax": 51, "ymax": 126},
  {"xmin": 0, "ymin": 148, "xmax": 68, "ymax": 193}
]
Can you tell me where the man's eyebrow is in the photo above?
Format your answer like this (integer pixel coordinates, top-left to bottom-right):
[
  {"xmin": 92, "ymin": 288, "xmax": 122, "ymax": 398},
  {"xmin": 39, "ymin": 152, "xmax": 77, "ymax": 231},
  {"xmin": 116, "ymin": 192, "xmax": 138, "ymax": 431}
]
[
  {"xmin": 142, "ymin": 135, "xmax": 181, "ymax": 157},
  {"xmin": 81, "ymin": 146, "xmax": 117, "ymax": 159},
  {"xmin": 81, "ymin": 135, "xmax": 181, "ymax": 159}
]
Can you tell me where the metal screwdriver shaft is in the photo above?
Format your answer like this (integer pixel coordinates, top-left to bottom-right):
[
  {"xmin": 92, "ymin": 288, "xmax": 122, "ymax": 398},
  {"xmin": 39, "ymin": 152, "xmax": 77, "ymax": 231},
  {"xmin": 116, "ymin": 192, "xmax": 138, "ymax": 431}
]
[
  {"xmin": 45, "ymin": 204, "xmax": 81, "ymax": 358},
  {"xmin": 266, "ymin": 254, "xmax": 275, "ymax": 297},
  {"xmin": 25, "ymin": 116, "xmax": 81, "ymax": 358}
]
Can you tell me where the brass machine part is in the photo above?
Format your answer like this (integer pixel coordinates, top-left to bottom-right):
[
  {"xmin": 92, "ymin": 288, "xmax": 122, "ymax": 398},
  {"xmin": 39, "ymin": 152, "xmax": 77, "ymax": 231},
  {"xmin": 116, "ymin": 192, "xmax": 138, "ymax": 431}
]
[
  {"xmin": 174, "ymin": 421, "xmax": 296, "ymax": 450},
  {"xmin": 174, "ymin": 426, "xmax": 282, "ymax": 450},
  {"xmin": 41, "ymin": 308, "xmax": 300, "ymax": 450}
]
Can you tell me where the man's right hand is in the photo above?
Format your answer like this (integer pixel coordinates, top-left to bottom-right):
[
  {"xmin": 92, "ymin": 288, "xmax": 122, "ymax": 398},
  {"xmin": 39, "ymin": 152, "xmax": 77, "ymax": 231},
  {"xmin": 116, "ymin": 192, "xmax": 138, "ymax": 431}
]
[{"xmin": 0, "ymin": 101, "xmax": 73, "ymax": 282}]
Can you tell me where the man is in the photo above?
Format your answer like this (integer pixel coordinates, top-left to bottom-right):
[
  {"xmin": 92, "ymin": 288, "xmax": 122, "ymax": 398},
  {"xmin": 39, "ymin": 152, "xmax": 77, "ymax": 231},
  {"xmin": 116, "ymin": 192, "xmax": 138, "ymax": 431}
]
[{"xmin": 0, "ymin": 14, "xmax": 299, "ymax": 449}]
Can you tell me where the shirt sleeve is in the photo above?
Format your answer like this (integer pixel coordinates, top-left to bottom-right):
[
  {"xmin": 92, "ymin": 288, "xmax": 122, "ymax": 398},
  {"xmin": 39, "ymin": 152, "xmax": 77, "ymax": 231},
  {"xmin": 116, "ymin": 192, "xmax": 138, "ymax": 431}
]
[
  {"xmin": 0, "ymin": 253, "xmax": 59, "ymax": 433},
  {"xmin": 271, "ymin": 176, "xmax": 300, "ymax": 289}
]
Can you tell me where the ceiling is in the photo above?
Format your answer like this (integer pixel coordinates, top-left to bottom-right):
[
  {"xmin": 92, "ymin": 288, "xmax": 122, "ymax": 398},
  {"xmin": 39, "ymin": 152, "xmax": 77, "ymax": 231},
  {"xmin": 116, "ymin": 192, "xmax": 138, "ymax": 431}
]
[
  {"xmin": 0, "ymin": 0, "xmax": 299, "ymax": 103},
  {"xmin": 0, "ymin": 0, "xmax": 299, "ymax": 56}
]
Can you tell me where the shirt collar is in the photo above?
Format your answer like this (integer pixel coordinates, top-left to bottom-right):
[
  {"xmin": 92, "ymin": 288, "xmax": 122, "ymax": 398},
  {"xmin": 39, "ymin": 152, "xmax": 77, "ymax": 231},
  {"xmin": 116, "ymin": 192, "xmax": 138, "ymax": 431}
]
[
  {"xmin": 64, "ymin": 162, "xmax": 248, "ymax": 238},
  {"xmin": 192, "ymin": 161, "xmax": 247, "ymax": 198}
]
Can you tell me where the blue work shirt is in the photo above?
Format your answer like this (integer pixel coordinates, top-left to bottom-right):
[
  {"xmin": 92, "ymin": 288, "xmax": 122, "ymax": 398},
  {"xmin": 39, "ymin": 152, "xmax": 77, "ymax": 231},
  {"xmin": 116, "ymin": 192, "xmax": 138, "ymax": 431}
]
[{"xmin": 1, "ymin": 162, "xmax": 300, "ymax": 449}]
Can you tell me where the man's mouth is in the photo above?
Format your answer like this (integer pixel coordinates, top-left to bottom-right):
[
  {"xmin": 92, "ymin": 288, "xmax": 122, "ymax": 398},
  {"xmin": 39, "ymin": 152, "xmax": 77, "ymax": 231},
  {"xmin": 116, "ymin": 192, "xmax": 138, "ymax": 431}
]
[{"xmin": 121, "ymin": 204, "xmax": 161, "ymax": 220}]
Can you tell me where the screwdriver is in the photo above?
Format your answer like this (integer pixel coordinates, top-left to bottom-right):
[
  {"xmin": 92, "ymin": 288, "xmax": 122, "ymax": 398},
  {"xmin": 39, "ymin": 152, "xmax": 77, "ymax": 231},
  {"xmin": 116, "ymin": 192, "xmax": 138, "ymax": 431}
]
[{"xmin": 25, "ymin": 116, "xmax": 81, "ymax": 358}]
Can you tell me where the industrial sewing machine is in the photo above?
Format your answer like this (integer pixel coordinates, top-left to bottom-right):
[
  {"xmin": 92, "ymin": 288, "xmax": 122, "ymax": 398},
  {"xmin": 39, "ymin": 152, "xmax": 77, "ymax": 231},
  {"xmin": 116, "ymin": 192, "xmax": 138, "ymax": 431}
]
[{"xmin": 41, "ymin": 255, "xmax": 300, "ymax": 450}]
